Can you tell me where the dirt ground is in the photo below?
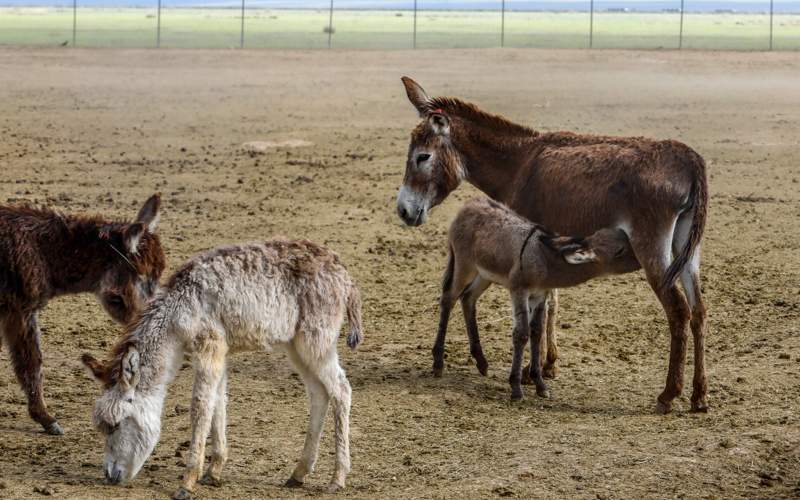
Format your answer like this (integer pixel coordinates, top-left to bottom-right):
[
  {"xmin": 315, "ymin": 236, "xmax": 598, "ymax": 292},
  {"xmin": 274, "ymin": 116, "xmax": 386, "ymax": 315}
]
[{"xmin": 0, "ymin": 47, "xmax": 799, "ymax": 499}]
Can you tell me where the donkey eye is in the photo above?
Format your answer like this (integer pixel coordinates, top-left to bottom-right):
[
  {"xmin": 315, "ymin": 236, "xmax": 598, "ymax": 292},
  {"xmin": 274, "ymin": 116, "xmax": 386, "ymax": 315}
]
[{"xmin": 416, "ymin": 153, "xmax": 431, "ymax": 164}]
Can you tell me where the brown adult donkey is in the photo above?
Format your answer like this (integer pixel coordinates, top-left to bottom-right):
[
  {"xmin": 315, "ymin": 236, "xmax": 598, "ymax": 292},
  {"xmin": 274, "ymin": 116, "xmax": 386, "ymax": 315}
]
[
  {"xmin": 396, "ymin": 77, "xmax": 708, "ymax": 414},
  {"xmin": 0, "ymin": 195, "xmax": 165, "ymax": 434}
]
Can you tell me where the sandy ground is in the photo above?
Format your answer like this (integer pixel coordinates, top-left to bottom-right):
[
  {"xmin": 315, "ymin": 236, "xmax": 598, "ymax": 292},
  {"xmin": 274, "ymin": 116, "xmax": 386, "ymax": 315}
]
[{"xmin": 0, "ymin": 47, "xmax": 799, "ymax": 499}]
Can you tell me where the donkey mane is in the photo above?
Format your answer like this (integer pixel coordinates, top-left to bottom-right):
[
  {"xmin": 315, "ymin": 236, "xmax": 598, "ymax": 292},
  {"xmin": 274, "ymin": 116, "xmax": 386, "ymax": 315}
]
[
  {"xmin": 85, "ymin": 292, "xmax": 171, "ymax": 388},
  {"xmin": 425, "ymin": 96, "xmax": 537, "ymax": 138}
]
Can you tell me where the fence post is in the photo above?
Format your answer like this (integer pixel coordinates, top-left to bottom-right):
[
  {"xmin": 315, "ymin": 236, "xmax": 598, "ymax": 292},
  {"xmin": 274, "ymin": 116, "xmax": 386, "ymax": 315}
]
[
  {"xmin": 240, "ymin": 0, "xmax": 245, "ymax": 48},
  {"xmin": 501, "ymin": 0, "xmax": 505, "ymax": 47},
  {"xmin": 413, "ymin": 0, "xmax": 417, "ymax": 49},
  {"xmin": 328, "ymin": 0, "xmax": 334, "ymax": 48},
  {"xmin": 156, "ymin": 0, "xmax": 161, "ymax": 48},
  {"xmin": 72, "ymin": 0, "xmax": 76, "ymax": 46},
  {"xmin": 589, "ymin": 0, "xmax": 594, "ymax": 48},
  {"xmin": 769, "ymin": 0, "xmax": 774, "ymax": 50},
  {"xmin": 678, "ymin": 0, "xmax": 684, "ymax": 49}
]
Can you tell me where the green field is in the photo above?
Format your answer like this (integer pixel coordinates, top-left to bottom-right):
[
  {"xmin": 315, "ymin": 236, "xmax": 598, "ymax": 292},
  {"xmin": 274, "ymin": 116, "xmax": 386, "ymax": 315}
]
[{"xmin": 1, "ymin": 7, "xmax": 799, "ymax": 50}]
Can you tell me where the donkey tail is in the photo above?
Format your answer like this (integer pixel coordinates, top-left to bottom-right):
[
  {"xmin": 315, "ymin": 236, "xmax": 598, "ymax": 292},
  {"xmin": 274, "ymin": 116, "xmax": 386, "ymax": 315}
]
[
  {"xmin": 345, "ymin": 283, "xmax": 363, "ymax": 350},
  {"xmin": 662, "ymin": 151, "xmax": 708, "ymax": 290}
]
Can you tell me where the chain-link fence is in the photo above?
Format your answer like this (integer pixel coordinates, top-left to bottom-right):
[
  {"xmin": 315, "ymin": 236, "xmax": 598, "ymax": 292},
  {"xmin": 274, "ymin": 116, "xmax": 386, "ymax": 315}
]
[{"xmin": 1, "ymin": 0, "xmax": 799, "ymax": 49}]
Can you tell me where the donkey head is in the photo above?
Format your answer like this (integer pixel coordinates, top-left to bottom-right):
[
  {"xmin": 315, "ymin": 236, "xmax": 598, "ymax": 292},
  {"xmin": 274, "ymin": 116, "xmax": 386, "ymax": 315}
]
[
  {"xmin": 543, "ymin": 228, "xmax": 631, "ymax": 265},
  {"xmin": 82, "ymin": 346, "xmax": 160, "ymax": 484},
  {"xmin": 97, "ymin": 195, "xmax": 165, "ymax": 324},
  {"xmin": 397, "ymin": 77, "xmax": 464, "ymax": 226}
]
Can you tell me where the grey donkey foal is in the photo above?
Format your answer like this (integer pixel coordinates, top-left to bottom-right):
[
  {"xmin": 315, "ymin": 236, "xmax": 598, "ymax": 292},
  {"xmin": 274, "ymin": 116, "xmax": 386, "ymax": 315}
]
[
  {"xmin": 436, "ymin": 198, "xmax": 638, "ymax": 400},
  {"xmin": 82, "ymin": 239, "xmax": 363, "ymax": 499}
]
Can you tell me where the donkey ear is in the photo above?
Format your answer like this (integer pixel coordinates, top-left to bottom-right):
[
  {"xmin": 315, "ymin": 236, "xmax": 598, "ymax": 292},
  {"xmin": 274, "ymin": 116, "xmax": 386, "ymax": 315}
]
[
  {"xmin": 562, "ymin": 247, "xmax": 598, "ymax": 265},
  {"xmin": 123, "ymin": 223, "xmax": 145, "ymax": 255},
  {"xmin": 82, "ymin": 353, "xmax": 108, "ymax": 382},
  {"xmin": 120, "ymin": 347, "xmax": 141, "ymax": 390},
  {"xmin": 135, "ymin": 193, "xmax": 160, "ymax": 233},
  {"xmin": 430, "ymin": 113, "xmax": 450, "ymax": 136},
  {"xmin": 401, "ymin": 76, "xmax": 430, "ymax": 115}
]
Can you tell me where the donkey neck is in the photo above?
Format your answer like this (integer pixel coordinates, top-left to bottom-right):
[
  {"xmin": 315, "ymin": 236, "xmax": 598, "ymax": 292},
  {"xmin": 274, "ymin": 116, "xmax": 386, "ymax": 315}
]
[
  {"xmin": 124, "ymin": 293, "xmax": 185, "ymax": 396},
  {"xmin": 453, "ymin": 124, "xmax": 539, "ymax": 204}
]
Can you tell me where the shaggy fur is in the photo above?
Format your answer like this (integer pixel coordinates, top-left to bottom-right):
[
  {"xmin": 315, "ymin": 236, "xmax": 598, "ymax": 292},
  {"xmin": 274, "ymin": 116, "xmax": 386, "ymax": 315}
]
[
  {"xmin": 398, "ymin": 77, "xmax": 709, "ymax": 414},
  {"xmin": 83, "ymin": 239, "xmax": 363, "ymax": 498},
  {"xmin": 0, "ymin": 195, "xmax": 164, "ymax": 434},
  {"xmin": 438, "ymin": 198, "xmax": 638, "ymax": 400}
]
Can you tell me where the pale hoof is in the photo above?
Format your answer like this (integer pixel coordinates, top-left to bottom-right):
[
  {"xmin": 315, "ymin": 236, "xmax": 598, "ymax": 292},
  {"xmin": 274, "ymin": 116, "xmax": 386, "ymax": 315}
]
[
  {"xmin": 200, "ymin": 474, "xmax": 223, "ymax": 487},
  {"xmin": 690, "ymin": 399, "xmax": 709, "ymax": 413},
  {"xmin": 44, "ymin": 422, "xmax": 64, "ymax": 436},
  {"xmin": 284, "ymin": 477, "xmax": 304, "ymax": 488},
  {"xmin": 172, "ymin": 487, "xmax": 192, "ymax": 500},
  {"xmin": 655, "ymin": 399, "xmax": 672, "ymax": 415},
  {"xmin": 325, "ymin": 482, "xmax": 344, "ymax": 494},
  {"xmin": 542, "ymin": 364, "xmax": 558, "ymax": 379}
]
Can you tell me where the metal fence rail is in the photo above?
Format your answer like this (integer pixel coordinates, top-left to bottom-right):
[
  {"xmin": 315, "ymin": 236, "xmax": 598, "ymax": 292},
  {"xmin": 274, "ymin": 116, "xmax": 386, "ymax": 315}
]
[{"xmin": 1, "ymin": 0, "xmax": 799, "ymax": 50}]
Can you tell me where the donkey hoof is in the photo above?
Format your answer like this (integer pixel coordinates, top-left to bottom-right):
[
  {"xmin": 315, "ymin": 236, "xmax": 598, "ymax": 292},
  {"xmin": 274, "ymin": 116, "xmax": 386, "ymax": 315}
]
[
  {"xmin": 655, "ymin": 399, "xmax": 672, "ymax": 415},
  {"xmin": 542, "ymin": 364, "xmax": 558, "ymax": 379},
  {"xmin": 44, "ymin": 422, "xmax": 64, "ymax": 436},
  {"xmin": 536, "ymin": 388, "xmax": 550, "ymax": 399},
  {"xmin": 690, "ymin": 399, "xmax": 709, "ymax": 413},
  {"xmin": 200, "ymin": 474, "xmax": 223, "ymax": 487},
  {"xmin": 172, "ymin": 487, "xmax": 192, "ymax": 500},
  {"xmin": 510, "ymin": 390, "xmax": 524, "ymax": 402},
  {"xmin": 325, "ymin": 482, "xmax": 344, "ymax": 494},
  {"xmin": 476, "ymin": 359, "xmax": 489, "ymax": 376},
  {"xmin": 284, "ymin": 477, "xmax": 304, "ymax": 488},
  {"xmin": 432, "ymin": 366, "xmax": 444, "ymax": 378}
]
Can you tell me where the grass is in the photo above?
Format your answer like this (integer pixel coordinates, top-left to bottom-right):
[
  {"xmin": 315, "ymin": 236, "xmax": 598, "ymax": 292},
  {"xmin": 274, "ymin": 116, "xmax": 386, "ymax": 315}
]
[{"xmin": 0, "ymin": 7, "xmax": 799, "ymax": 50}]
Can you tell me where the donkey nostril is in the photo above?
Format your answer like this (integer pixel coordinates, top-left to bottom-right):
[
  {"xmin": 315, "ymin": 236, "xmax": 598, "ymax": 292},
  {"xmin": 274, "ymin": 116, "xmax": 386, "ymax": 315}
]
[{"xmin": 398, "ymin": 206, "xmax": 408, "ymax": 220}]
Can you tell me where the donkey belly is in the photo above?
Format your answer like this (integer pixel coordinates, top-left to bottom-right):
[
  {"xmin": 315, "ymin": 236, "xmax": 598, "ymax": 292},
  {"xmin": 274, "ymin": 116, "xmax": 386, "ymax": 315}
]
[{"xmin": 218, "ymin": 286, "xmax": 300, "ymax": 353}]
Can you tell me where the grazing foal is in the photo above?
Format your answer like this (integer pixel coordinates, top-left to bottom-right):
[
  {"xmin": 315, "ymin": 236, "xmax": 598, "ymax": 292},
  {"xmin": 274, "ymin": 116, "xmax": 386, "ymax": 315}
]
[
  {"xmin": 82, "ymin": 239, "xmax": 363, "ymax": 499},
  {"xmin": 0, "ymin": 195, "xmax": 164, "ymax": 434},
  {"xmin": 437, "ymin": 198, "xmax": 638, "ymax": 400}
]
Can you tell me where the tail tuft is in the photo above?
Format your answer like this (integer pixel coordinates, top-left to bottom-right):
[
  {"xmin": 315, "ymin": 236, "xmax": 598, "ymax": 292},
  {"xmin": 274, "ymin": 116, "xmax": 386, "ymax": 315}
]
[
  {"xmin": 345, "ymin": 284, "xmax": 363, "ymax": 349},
  {"xmin": 662, "ymin": 151, "xmax": 708, "ymax": 290}
]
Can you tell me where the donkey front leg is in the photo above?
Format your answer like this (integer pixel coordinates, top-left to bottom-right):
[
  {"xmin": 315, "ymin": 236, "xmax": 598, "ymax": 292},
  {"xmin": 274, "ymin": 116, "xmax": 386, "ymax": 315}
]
[
  {"xmin": 174, "ymin": 339, "xmax": 227, "ymax": 500},
  {"xmin": 460, "ymin": 276, "xmax": 492, "ymax": 376},
  {"xmin": 508, "ymin": 291, "xmax": 531, "ymax": 401},
  {"xmin": 200, "ymin": 371, "xmax": 229, "ymax": 487},
  {"xmin": 5, "ymin": 312, "xmax": 61, "ymax": 435}
]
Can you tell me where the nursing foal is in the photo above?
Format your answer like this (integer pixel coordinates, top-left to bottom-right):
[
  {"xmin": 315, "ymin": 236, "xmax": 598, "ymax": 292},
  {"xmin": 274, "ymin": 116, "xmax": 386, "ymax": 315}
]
[
  {"xmin": 439, "ymin": 198, "xmax": 638, "ymax": 400},
  {"xmin": 0, "ymin": 195, "xmax": 164, "ymax": 434},
  {"xmin": 82, "ymin": 239, "xmax": 363, "ymax": 499}
]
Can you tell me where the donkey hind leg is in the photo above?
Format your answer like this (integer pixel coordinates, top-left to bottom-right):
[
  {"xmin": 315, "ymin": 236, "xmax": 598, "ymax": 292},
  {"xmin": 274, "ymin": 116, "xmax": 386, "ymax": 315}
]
[
  {"xmin": 433, "ymin": 254, "xmax": 477, "ymax": 377},
  {"xmin": 508, "ymin": 290, "xmax": 531, "ymax": 401},
  {"xmin": 630, "ymin": 224, "xmax": 691, "ymax": 415},
  {"xmin": 174, "ymin": 338, "xmax": 227, "ymax": 500},
  {"xmin": 200, "ymin": 370, "xmax": 229, "ymax": 487},
  {"xmin": 4, "ymin": 312, "xmax": 61, "ymax": 435},
  {"xmin": 304, "ymin": 341, "xmax": 352, "ymax": 493},
  {"xmin": 527, "ymin": 296, "xmax": 550, "ymax": 398},
  {"xmin": 460, "ymin": 276, "xmax": 492, "ymax": 376},
  {"xmin": 674, "ymin": 211, "xmax": 708, "ymax": 412},
  {"xmin": 284, "ymin": 342, "xmax": 330, "ymax": 488},
  {"xmin": 543, "ymin": 290, "xmax": 559, "ymax": 379}
]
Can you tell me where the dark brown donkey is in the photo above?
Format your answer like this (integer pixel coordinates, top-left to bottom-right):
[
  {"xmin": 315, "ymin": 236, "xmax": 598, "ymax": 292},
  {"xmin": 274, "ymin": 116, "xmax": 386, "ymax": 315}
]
[
  {"xmin": 397, "ymin": 77, "xmax": 708, "ymax": 414},
  {"xmin": 0, "ymin": 195, "xmax": 165, "ymax": 434}
]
